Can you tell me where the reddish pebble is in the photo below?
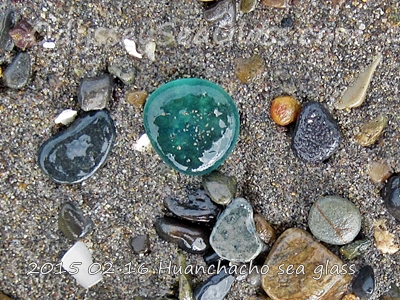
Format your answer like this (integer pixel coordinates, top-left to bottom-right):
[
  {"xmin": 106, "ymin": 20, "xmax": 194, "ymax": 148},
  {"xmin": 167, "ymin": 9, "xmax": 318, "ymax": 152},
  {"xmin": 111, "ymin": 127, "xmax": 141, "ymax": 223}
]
[
  {"xmin": 270, "ymin": 95, "xmax": 301, "ymax": 126},
  {"xmin": 9, "ymin": 19, "xmax": 37, "ymax": 49}
]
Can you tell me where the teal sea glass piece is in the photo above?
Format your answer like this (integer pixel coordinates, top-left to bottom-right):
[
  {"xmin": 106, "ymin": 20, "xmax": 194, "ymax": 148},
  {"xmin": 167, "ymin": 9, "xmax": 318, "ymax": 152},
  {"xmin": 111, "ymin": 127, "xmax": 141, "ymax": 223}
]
[{"xmin": 144, "ymin": 78, "xmax": 240, "ymax": 175}]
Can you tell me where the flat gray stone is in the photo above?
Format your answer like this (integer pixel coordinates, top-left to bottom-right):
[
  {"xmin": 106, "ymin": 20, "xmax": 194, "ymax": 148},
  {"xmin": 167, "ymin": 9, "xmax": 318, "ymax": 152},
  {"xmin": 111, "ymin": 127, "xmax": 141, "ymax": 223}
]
[
  {"xmin": 308, "ymin": 195, "xmax": 362, "ymax": 245},
  {"xmin": 210, "ymin": 197, "xmax": 263, "ymax": 262},
  {"xmin": 3, "ymin": 52, "xmax": 31, "ymax": 89},
  {"xmin": 78, "ymin": 74, "xmax": 113, "ymax": 111}
]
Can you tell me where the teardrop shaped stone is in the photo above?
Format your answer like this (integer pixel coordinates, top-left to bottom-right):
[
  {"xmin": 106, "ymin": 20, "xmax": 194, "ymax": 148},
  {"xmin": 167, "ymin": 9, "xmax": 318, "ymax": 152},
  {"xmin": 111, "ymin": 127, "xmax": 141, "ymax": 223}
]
[
  {"xmin": 292, "ymin": 102, "xmax": 342, "ymax": 163},
  {"xmin": 164, "ymin": 189, "xmax": 221, "ymax": 223},
  {"xmin": 210, "ymin": 198, "xmax": 263, "ymax": 262},
  {"xmin": 58, "ymin": 202, "xmax": 94, "ymax": 240},
  {"xmin": 352, "ymin": 265, "xmax": 375, "ymax": 299},
  {"xmin": 38, "ymin": 110, "xmax": 116, "ymax": 184},
  {"xmin": 381, "ymin": 175, "xmax": 400, "ymax": 222},
  {"xmin": 154, "ymin": 217, "xmax": 210, "ymax": 254},
  {"xmin": 193, "ymin": 269, "xmax": 235, "ymax": 300}
]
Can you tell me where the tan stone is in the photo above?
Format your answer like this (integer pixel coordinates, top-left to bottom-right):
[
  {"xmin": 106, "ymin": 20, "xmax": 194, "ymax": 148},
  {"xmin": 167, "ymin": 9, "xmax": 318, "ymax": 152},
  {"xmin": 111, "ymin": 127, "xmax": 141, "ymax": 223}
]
[
  {"xmin": 374, "ymin": 219, "xmax": 399, "ymax": 254},
  {"xmin": 234, "ymin": 55, "xmax": 265, "ymax": 84},
  {"xmin": 126, "ymin": 90, "xmax": 148, "ymax": 108},
  {"xmin": 262, "ymin": 0, "xmax": 286, "ymax": 8},
  {"xmin": 261, "ymin": 228, "xmax": 352, "ymax": 300},
  {"xmin": 368, "ymin": 161, "xmax": 392, "ymax": 183},
  {"xmin": 341, "ymin": 294, "xmax": 357, "ymax": 300},
  {"xmin": 254, "ymin": 214, "xmax": 276, "ymax": 246}
]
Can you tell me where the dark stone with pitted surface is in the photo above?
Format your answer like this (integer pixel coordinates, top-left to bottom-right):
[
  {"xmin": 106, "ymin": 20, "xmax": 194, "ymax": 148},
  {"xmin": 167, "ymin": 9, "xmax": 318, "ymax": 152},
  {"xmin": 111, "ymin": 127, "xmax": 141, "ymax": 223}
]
[
  {"xmin": 164, "ymin": 189, "xmax": 221, "ymax": 223},
  {"xmin": 3, "ymin": 52, "xmax": 31, "ymax": 89},
  {"xmin": 292, "ymin": 102, "xmax": 342, "ymax": 163},
  {"xmin": 194, "ymin": 269, "xmax": 235, "ymax": 300},
  {"xmin": 38, "ymin": 110, "xmax": 116, "ymax": 184},
  {"xmin": 381, "ymin": 175, "xmax": 400, "ymax": 222},
  {"xmin": 58, "ymin": 202, "xmax": 94, "ymax": 240},
  {"xmin": 154, "ymin": 217, "xmax": 210, "ymax": 254},
  {"xmin": 352, "ymin": 265, "xmax": 375, "ymax": 299}
]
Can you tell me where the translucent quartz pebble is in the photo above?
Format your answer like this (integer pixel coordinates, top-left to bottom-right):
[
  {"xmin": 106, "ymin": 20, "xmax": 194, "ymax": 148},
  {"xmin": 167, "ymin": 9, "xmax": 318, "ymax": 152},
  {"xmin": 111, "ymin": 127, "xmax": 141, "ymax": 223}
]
[{"xmin": 143, "ymin": 78, "xmax": 239, "ymax": 175}]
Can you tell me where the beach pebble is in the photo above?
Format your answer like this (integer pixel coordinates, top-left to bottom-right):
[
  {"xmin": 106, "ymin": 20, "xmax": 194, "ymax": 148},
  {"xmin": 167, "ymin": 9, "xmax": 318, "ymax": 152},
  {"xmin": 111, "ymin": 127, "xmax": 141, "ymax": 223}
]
[
  {"xmin": 58, "ymin": 202, "xmax": 94, "ymax": 240},
  {"xmin": 178, "ymin": 252, "xmax": 194, "ymax": 300},
  {"xmin": 202, "ymin": 171, "xmax": 237, "ymax": 205},
  {"xmin": 210, "ymin": 198, "xmax": 263, "ymax": 262},
  {"xmin": 202, "ymin": 250, "xmax": 227, "ymax": 267},
  {"xmin": 193, "ymin": 269, "xmax": 234, "ymax": 300},
  {"xmin": 246, "ymin": 265, "xmax": 262, "ymax": 287},
  {"xmin": 281, "ymin": 15, "xmax": 294, "ymax": 28},
  {"xmin": 340, "ymin": 239, "xmax": 371, "ymax": 260},
  {"xmin": 78, "ymin": 74, "xmax": 113, "ymax": 111},
  {"xmin": 292, "ymin": 102, "xmax": 342, "ymax": 163},
  {"xmin": 55, "ymin": 109, "xmax": 78, "ymax": 125},
  {"xmin": 352, "ymin": 266, "xmax": 375, "ymax": 299},
  {"xmin": 126, "ymin": 90, "xmax": 148, "ymax": 108},
  {"xmin": 154, "ymin": 217, "xmax": 210, "ymax": 254},
  {"xmin": 123, "ymin": 38, "xmax": 142, "ymax": 58},
  {"xmin": 254, "ymin": 214, "xmax": 276, "ymax": 246},
  {"xmin": 235, "ymin": 54, "xmax": 265, "ymax": 84},
  {"xmin": 8, "ymin": 19, "xmax": 37, "ymax": 49},
  {"xmin": 130, "ymin": 234, "xmax": 150, "ymax": 254},
  {"xmin": 3, "ymin": 52, "xmax": 31, "ymax": 89},
  {"xmin": 261, "ymin": 0, "xmax": 286, "ymax": 8},
  {"xmin": 355, "ymin": 115, "xmax": 388, "ymax": 146},
  {"xmin": 38, "ymin": 110, "xmax": 116, "ymax": 184},
  {"xmin": 163, "ymin": 189, "xmax": 221, "ymax": 223},
  {"xmin": 368, "ymin": 161, "xmax": 392, "ymax": 183},
  {"xmin": 133, "ymin": 133, "xmax": 152, "ymax": 152},
  {"xmin": 381, "ymin": 175, "xmax": 400, "ymax": 222},
  {"xmin": 308, "ymin": 196, "xmax": 361, "ymax": 245},
  {"xmin": 145, "ymin": 41, "xmax": 156, "ymax": 61},
  {"xmin": 0, "ymin": 10, "xmax": 14, "ymax": 59},
  {"xmin": 261, "ymin": 228, "xmax": 351, "ymax": 299},
  {"xmin": 204, "ymin": 0, "xmax": 236, "ymax": 30},
  {"xmin": 240, "ymin": 0, "xmax": 258, "ymax": 13},
  {"xmin": 108, "ymin": 61, "xmax": 136, "ymax": 85},
  {"xmin": 373, "ymin": 219, "xmax": 399, "ymax": 254},
  {"xmin": 270, "ymin": 95, "xmax": 301, "ymax": 126},
  {"xmin": 336, "ymin": 53, "xmax": 382, "ymax": 110}
]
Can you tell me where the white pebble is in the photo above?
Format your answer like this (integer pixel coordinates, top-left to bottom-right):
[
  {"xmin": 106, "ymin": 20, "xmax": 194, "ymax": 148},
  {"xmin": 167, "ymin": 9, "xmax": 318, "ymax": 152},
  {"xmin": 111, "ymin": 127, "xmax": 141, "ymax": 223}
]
[
  {"xmin": 123, "ymin": 38, "xmax": 142, "ymax": 59},
  {"xmin": 133, "ymin": 133, "xmax": 152, "ymax": 152},
  {"xmin": 43, "ymin": 41, "xmax": 56, "ymax": 49},
  {"xmin": 55, "ymin": 109, "xmax": 78, "ymax": 125},
  {"xmin": 145, "ymin": 41, "xmax": 156, "ymax": 61}
]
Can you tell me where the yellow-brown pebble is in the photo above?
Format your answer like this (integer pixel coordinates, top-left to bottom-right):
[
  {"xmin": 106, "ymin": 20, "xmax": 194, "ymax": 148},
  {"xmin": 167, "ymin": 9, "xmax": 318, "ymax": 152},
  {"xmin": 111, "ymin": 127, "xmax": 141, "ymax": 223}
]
[
  {"xmin": 254, "ymin": 214, "xmax": 276, "ymax": 246},
  {"xmin": 342, "ymin": 294, "xmax": 358, "ymax": 300},
  {"xmin": 270, "ymin": 95, "xmax": 301, "ymax": 126},
  {"xmin": 126, "ymin": 90, "xmax": 148, "ymax": 108},
  {"xmin": 368, "ymin": 161, "xmax": 392, "ymax": 183}
]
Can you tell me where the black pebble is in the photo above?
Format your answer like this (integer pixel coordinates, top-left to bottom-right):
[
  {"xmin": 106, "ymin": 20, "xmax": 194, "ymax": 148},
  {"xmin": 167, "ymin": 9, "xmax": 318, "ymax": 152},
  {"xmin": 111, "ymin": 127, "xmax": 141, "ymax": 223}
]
[
  {"xmin": 381, "ymin": 175, "xmax": 400, "ymax": 222},
  {"xmin": 352, "ymin": 265, "xmax": 375, "ymax": 299},
  {"xmin": 281, "ymin": 15, "xmax": 294, "ymax": 28}
]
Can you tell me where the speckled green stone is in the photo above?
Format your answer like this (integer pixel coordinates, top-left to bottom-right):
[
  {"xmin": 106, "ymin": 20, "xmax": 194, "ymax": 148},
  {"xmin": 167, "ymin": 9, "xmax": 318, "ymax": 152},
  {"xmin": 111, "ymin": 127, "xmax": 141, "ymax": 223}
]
[{"xmin": 143, "ymin": 78, "xmax": 239, "ymax": 175}]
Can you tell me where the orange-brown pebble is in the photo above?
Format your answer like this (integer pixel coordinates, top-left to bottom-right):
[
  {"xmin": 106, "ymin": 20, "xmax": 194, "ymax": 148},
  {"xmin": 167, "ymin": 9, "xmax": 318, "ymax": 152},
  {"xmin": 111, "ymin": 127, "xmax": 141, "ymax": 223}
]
[
  {"xmin": 341, "ymin": 294, "xmax": 358, "ymax": 300},
  {"xmin": 270, "ymin": 95, "xmax": 301, "ymax": 126},
  {"xmin": 368, "ymin": 161, "xmax": 392, "ymax": 183},
  {"xmin": 254, "ymin": 214, "xmax": 276, "ymax": 246},
  {"xmin": 126, "ymin": 90, "xmax": 148, "ymax": 108}
]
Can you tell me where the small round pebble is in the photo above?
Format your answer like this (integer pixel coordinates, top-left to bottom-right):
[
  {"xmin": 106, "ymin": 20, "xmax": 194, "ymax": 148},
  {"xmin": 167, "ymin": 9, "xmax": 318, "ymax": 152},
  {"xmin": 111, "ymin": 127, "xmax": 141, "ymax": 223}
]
[
  {"xmin": 254, "ymin": 214, "xmax": 276, "ymax": 246},
  {"xmin": 368, "ymin": 161, "xmax": 392, "ymax": 183},
  {"xmin": 308, "ymin": 196, "xmax": 362, "ymax": 245},
  {"xmin": 130, "ymin": 234, "xmax": 150, "ymax": 254},
  {"xmin": 202, "ymin": 170, "xmax": 237, "ymax": 205},
  {"xmin": 270, "ymin": 95, "xmax": 301, "ymax": 126},
  {"xmin": 58, "ymin": 202, "xmax": 94, "ymax": 240},
  {"xmin": 281, "ymin": 15, "xmax": 294, "ymax": 28}
]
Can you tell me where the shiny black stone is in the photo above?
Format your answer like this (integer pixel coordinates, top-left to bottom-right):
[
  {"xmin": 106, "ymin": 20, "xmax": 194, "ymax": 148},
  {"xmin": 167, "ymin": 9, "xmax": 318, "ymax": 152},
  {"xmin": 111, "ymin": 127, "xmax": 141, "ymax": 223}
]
[
  {"xmin": 58, "ymin": 201, "xmax": 94, "ymax": 240},
  {"xmin": 381, "ymin": 175, "xmax": 400, "ymax": 222},
  {"xmin": 154, "ymin": 217, "xmax": 210, "ymax": 254},
  {"xmin": 202, "ymin": 250, "xmax": 227, "ymax": 267},
  {"xmin": 352, "ymin": 265, "xmax": 375, "ymax": 299},
  {"xmin": 194, "ymin": 269, "xmax": 235, "ymax": 300},
  {"xmin": 292, "ymin": 101, "xmax": 342, "ymax": 163},
  {"xmin": 38, "ymin": 110, "xmax": 116, "ymax": 184},
  {"xmin": 164, "ymin": 190, "xmax": 221, "ymax": 223}
]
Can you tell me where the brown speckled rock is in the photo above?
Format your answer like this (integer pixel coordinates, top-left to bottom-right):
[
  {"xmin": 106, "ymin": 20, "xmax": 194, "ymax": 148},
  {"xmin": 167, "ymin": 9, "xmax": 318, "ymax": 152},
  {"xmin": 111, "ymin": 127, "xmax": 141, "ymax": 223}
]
[{"xmin": 261, "ymin": 228, "xmax": 352, "ymax": 300}]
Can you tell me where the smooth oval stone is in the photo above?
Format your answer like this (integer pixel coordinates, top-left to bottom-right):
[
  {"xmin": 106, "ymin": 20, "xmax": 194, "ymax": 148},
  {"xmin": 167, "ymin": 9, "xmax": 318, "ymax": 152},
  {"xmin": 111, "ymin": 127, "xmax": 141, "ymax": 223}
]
[
  {"xmin": 143, "ymin": 78, "xmax": 239, "ymax": 176},
  {"xmin": 254, "ymin": 214, "xmax": 276, "ymax": 246},
  {"xmin": 355, "ymin": 115, "xmax": 388, "ymax": 146},
  {"xmin": 202, "ymin": 171, "xmax": 237, "ymax": 205},
  {"xmin": 308, "ymin": 196, "xmax": 361, "ymax": 245},
  {"xmin": 352, "ymin": 266, "xmax": 375, "ymax": 299},
  {"xmin": 38, "ymin": 110, "xmax": 116, "ymax": 184},
  {"xmin": 154, "ymin": 217, "xmax": 210, "ymax": 254},
  {"xmin": 210, "ymin": 198, "xmax": 263, "ymax": 262},
  {"xmin": 381, "ymin": 175, "xmax": 400, "ymax": 222},
  {"xmin": 3, "ymin": 52, "xmax": 31, "ymax": 89},
  {"xmin": 292, "ymin": 102, "xmax": 342, "ymax": 163},
  {"xmin": 130, "ymin": 234, "xmax": 150, "ymax": 254},
  {"xmin": 78, "ymin": 74, "xmax": 113, "ymax": 111},
  {"xmin": 193, "ymin": 269, "xmax": 235, "ymax": 300},
  {"xmin": 164, "ymin": 190, "xmax": 221, "ymax": 223},
  {"xmin": 340, "ymin": 239, "xmax": 371, "ymax": 260},
  {"xmin": 261, "ymin": 228, "xmax": 352, "ymax": 300},
  {"xmin": 58, "ymin": 202, "xmax": 94, "ymax": 240}
]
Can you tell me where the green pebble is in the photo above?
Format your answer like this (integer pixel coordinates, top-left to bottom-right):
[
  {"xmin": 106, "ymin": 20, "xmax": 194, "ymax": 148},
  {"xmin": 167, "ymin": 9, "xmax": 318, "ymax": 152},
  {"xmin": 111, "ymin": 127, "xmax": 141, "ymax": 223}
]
[
  {"xmin": 202, "ymin": 170, "xmax": 237, "ymax": 205},
  {"xmin": 339, "ymin": 239, "xmax": 371, "ymax": 260}
]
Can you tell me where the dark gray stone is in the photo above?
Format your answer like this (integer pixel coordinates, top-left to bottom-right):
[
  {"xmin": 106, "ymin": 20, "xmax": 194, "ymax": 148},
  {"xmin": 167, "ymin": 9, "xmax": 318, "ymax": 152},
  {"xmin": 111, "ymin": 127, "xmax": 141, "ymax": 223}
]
[
  {"xmin": 308, "ymin": 196, "xmax": 361, "ymax": 245},
  {"xmin": 164, "ymin": 190, "xmax": 221, "ymax": 223},
  {"xmin": 193, "ymin": 269, "xmax": 234, "ymax": 300},
  {"xmin": 210, "ymin": 197, "xmax": 263, "ymax": 262},
  {"xmin": 352, "ymin": 266, "xmax": 375, "ymax": 299},
  {"xmin": 3, "ymin": 52, "xmax": 31, "ymax": 89},
  {"xmin": 292, "ymin": 101, "xmax": 342, "ymax": 163},
  {"xmin": 78, "ymin": 74, "xmax": 113, "ymax": 111},
  {"xmin": 154, "ymin": 217, "xmax": 210, "ymax": 254},
  {"xmin": 58, "ymin": 201, "xmax": 94, "ymax": 240},
  {"xmin": 204, "ymin": 0, "xmax": 236, "ymax": 30},
  {"xmin": 381, "ymin": 175, "xmax": 400, "ymax": 222},
  {"xmin": 202, "ymin": 171, "xmax": 237, "ymax": 205},
  {"xmin": 0, "ymin": 9, "xmax": 14, "ymax": 62},
  {"xmin": 130, "ymin": 234, "xmax": 150, "ymax": 254},
  {"xmin": 38, "ymin": 110, "xmax": 116, "ymax": 184}
]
